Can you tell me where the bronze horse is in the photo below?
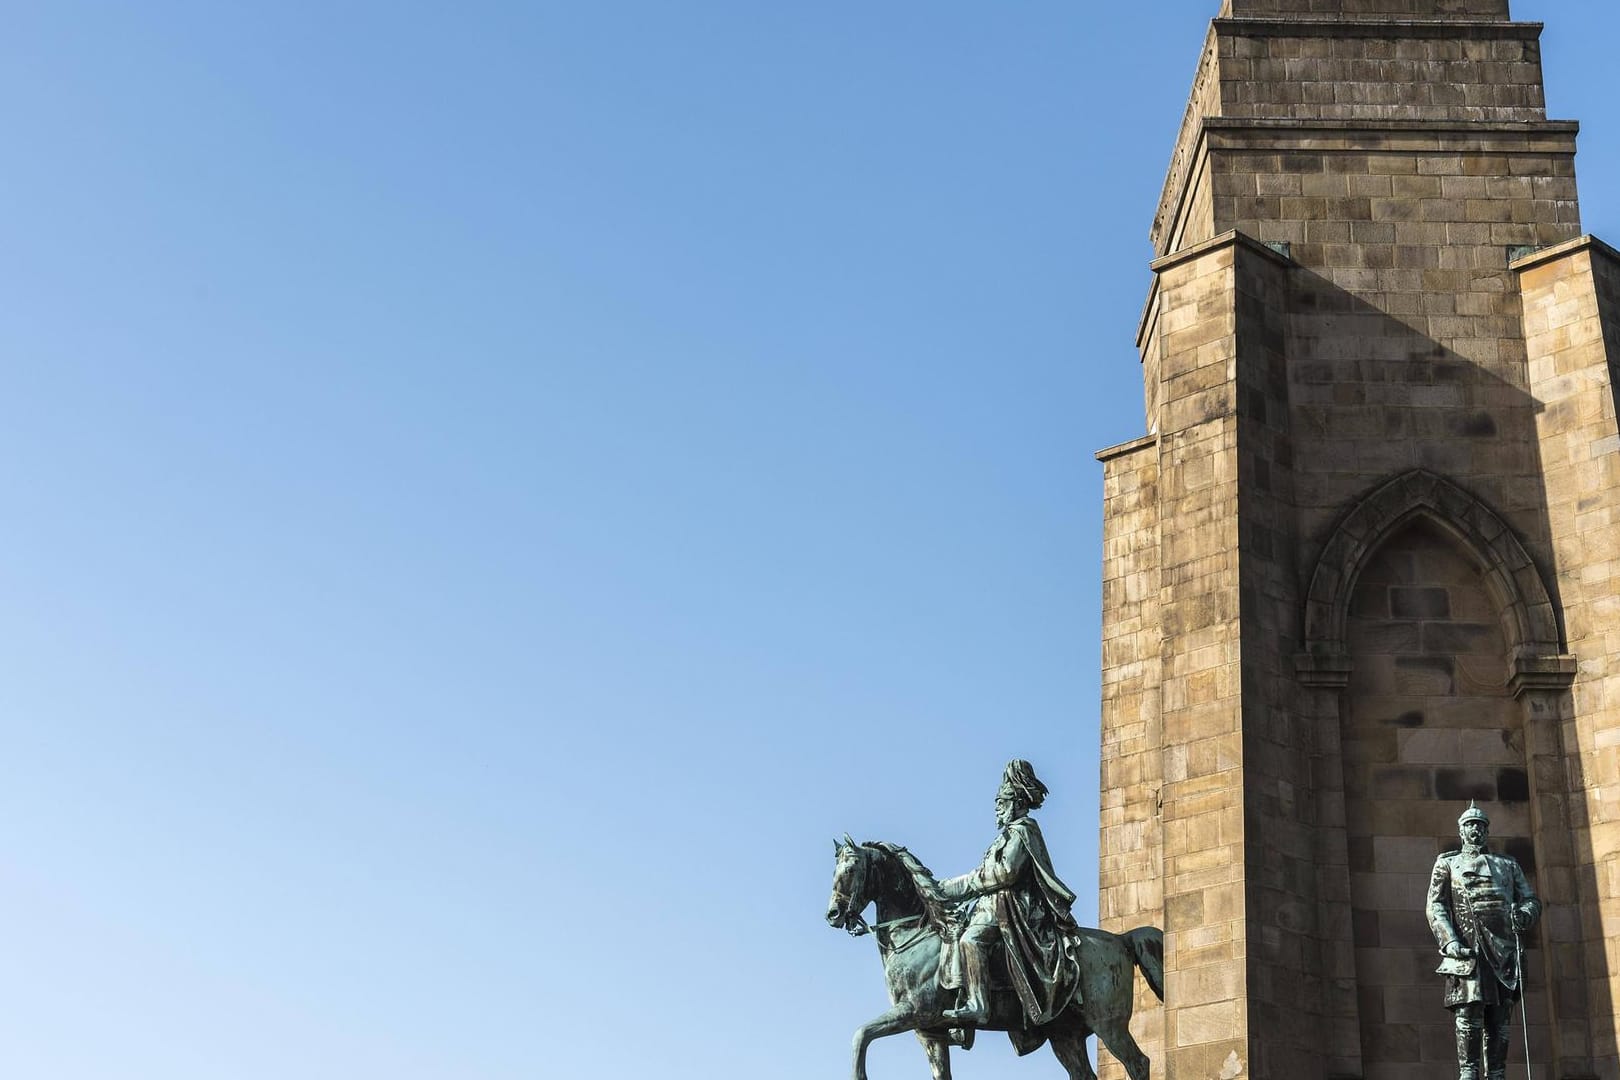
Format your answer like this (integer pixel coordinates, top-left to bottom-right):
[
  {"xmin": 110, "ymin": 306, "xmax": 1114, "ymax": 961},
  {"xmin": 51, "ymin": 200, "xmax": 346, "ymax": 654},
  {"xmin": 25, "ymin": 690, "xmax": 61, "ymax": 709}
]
[{"xmin": 827, "ymin": 838, "xmax": 1162, "ymax": 1080}]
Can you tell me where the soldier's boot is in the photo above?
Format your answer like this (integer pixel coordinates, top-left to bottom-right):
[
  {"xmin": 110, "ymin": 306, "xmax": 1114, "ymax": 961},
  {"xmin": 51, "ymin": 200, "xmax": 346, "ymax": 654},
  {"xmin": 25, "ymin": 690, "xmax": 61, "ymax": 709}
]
[
  {"xmin": 1456, "ymin": 1007, "xmax": 1485, "ymax": 1080},
  {"xmin": 941, "ymin": 939, "xmax": 991, "ymax": 1026},
  {"xmin": 1484, "ymin": 1003, "xmax": 1513, "ymax": 1080}
]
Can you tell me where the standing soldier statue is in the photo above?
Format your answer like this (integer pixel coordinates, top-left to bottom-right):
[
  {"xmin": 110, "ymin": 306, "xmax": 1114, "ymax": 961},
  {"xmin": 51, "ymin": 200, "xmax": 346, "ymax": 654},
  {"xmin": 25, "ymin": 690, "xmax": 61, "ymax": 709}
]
[{"xmin": 1427, "ymin": 801, "xmax": 1541, "ymax": 1080}]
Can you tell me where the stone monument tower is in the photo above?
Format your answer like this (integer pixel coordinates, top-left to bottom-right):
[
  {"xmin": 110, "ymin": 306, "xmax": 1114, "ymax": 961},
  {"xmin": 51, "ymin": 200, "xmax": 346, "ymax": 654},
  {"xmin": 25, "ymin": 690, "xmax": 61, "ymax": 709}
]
[{"xmin": 1096, "ymin": 2, "xmax": 1620, "ymax": 1078}]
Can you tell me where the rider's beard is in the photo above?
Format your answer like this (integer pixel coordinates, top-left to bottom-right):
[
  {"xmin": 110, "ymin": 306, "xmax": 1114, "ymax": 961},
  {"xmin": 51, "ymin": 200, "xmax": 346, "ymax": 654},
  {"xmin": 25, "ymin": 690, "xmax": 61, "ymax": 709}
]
[{"xmin": 1462, "ymin": 833, "xmax": 1486, "ymax": 855}]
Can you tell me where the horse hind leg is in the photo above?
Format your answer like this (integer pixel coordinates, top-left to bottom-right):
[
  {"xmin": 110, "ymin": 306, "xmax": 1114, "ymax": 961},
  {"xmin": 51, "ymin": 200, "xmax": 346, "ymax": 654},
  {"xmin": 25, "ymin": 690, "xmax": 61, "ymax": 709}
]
[
  {"xmin": 1048, "ymin": 1029, "xmax": 1098, "ymax": 1080},
  {"xmin": 1094, "ymin": 1018, "xmax": 1149, "ymax": 1080},
  {"xmin": 915, "ymin": 1031, "xmax": 952, "ymax": 1080}
]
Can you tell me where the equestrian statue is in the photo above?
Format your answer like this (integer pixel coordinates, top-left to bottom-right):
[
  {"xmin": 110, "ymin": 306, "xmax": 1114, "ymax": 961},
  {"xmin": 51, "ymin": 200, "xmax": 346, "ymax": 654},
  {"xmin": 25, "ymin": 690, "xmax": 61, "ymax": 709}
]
[{"xmin": 826, "ymin": 759, "xmax": 1163, "ymax": 1080}]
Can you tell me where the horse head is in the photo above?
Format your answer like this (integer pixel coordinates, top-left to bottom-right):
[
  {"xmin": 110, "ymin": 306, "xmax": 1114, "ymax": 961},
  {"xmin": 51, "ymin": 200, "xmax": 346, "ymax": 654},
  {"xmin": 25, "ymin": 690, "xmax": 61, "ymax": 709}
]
[{"xmin": 827, "ymin": 834, "xmax": 874, "ymax": 936}]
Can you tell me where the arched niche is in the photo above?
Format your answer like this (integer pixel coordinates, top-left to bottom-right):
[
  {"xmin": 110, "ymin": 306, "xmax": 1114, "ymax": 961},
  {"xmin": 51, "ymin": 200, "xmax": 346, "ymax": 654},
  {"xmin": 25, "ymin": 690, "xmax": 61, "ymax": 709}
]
[
  {"xmin": 1296, "ymin": 469, "xmax": 1571, "ymax": 695},
  {"xmin": 1294, "ymin": 469, "xmax": 1577, "ymax": 1080}
]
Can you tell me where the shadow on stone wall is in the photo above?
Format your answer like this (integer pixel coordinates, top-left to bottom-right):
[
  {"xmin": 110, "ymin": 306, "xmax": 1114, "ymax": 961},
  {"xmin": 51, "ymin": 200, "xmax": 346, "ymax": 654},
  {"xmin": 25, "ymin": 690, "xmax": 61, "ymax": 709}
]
[{"xmin": 1255, "ymin": 261, "xmax": 1608, "ymax": 1080}]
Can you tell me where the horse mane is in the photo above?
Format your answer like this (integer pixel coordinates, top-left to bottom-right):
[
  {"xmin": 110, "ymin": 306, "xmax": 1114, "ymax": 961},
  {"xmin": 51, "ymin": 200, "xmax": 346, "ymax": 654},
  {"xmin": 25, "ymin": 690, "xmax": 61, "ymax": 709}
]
[{"xmin": 865, "ymin": 842, "xmax": 959, "ymax": 937}]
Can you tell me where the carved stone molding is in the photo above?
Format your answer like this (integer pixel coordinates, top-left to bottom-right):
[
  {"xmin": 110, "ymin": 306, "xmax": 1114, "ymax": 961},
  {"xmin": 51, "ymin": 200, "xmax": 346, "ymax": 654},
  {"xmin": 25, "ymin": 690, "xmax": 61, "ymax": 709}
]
[{"xmin": 1301, "ymin": 470, "xmax": 1569, "ymax": 685}]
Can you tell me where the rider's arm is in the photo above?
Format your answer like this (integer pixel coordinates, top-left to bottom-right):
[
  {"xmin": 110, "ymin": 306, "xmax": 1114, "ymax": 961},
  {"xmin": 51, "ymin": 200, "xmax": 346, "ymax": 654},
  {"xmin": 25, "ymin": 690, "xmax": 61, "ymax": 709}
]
[
  {"xmin": 939, "ymin": 828, "xmax": 1032, "ymax": 900},
  {"xmin": 1510, "ymin": 859, "xmax": 1540, "ymax": 929},
  {"xmin": 971, "ymin": 826, "xmax": 1030, "ymax": 894}
]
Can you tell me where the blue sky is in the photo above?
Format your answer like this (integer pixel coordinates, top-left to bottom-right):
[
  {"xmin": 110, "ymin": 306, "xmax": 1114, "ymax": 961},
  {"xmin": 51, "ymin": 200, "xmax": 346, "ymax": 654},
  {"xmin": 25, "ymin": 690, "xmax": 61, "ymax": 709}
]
[{"xmin": 2, "ymin": 2, "xmax": 1617, "ymax": 1077}]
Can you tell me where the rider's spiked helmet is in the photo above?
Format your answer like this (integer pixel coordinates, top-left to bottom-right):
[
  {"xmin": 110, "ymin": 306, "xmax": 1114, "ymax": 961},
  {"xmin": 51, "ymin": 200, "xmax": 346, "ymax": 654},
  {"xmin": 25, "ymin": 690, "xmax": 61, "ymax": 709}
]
[
  {"xmin": 999, "ymin": 759, "xmax": 1049, "ymax": 810},
  {"xmin": 1458, "ymin": 800, "xmax": 1490, "ymax": 828}
]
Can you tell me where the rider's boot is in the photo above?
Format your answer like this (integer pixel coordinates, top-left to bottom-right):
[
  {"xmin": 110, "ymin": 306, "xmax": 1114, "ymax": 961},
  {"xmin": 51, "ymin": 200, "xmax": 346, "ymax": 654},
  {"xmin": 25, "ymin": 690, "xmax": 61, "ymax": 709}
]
[
  {"xmin": 1484, "ymin": 1003, "xmax": 1512, "ymax": 1080},
  {"xmin": 1456, "ymin": 1006, "xmax": 1484, "ymax": 1080},
  {"xmin": 941, "ymin": 940, "xmax": 991, "ymax": 1026}
]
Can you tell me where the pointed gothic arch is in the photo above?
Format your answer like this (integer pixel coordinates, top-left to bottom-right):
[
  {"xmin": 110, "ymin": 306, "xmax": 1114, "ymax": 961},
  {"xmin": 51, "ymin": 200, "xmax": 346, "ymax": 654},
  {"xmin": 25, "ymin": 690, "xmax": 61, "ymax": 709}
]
[{"xmin": 1297, "ymin": 470, "xmax": 1572, "ymax": 693}]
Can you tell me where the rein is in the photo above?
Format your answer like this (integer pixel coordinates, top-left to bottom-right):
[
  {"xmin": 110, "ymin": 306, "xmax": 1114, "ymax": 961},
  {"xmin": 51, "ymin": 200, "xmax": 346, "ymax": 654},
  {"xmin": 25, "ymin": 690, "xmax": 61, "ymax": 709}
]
[{"xmin": 873, "ymin": 914, "xmax": 933, "ymax": 956}]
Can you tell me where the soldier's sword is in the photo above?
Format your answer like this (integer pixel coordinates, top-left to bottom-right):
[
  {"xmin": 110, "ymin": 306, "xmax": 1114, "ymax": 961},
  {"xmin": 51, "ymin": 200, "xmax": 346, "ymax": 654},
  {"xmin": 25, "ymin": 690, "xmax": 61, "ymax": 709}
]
[{"xmin": 1516, "ymin": 927, "xmax": 1533, "ymax": 1080}]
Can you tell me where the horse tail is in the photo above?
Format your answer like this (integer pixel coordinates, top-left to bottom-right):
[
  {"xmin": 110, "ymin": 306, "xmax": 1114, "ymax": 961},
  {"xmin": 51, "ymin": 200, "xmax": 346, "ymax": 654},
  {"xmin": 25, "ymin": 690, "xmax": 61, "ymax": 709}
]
[{"xmin": 1125, "ymin": 926, "xmax": 1164, "ymax": 1001}]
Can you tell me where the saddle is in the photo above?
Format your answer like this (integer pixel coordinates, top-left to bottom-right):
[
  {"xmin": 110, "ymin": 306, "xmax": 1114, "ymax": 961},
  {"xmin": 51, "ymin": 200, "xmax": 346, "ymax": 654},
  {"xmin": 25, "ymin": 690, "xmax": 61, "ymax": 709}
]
[
  {"xmin": 939, "ymin": 940, "xmax": 1014, "ymax": 994},
  {"xmin": 937, "ymin": 944, "xmax": 1049, "ymax": 1055}
]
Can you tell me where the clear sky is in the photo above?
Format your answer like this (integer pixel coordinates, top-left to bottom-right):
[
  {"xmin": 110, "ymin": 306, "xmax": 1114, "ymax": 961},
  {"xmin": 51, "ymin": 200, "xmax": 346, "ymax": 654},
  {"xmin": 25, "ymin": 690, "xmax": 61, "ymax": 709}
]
[{"xmin": 2, "ymin": 2, "xmax": 1617, "ymax": 1078}]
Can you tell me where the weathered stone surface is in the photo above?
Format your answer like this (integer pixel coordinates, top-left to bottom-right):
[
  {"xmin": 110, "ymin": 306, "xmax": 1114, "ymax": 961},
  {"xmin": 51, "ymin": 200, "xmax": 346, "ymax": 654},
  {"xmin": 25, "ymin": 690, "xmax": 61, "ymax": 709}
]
[
  {"xmin": 1098, "ymin": 3, "xmax": 1618, "ymax": 1079},
  {"xmin": 1224, "ymin": 0, "xmax": 1509, "ymax": 15}
]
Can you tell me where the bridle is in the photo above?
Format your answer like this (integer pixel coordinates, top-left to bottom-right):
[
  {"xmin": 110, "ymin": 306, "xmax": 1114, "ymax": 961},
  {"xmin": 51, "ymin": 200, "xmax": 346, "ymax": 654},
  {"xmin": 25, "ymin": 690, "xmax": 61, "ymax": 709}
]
[
  {"xmin": 831, "ymin": 843, "xmax": 873, "ymax": 937},
  {"xmin": 832, "ymin": 844, "xmax": 934, "ymax": 954}
]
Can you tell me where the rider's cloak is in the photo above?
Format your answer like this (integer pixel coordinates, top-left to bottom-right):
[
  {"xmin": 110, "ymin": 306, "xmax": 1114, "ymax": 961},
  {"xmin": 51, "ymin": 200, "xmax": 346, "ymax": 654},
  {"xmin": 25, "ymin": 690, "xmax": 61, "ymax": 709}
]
[{"xmin": 942, "ymin": 815, "xmax": 1082, "ymax": 1027}]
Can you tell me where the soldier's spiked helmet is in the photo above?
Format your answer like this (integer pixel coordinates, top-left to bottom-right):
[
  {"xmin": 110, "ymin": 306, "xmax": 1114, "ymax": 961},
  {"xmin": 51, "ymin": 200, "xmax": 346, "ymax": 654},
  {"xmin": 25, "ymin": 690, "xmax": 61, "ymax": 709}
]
[{"xmin": 1458, "ymin": 800, "xmax": 1490, "ymax": 827}]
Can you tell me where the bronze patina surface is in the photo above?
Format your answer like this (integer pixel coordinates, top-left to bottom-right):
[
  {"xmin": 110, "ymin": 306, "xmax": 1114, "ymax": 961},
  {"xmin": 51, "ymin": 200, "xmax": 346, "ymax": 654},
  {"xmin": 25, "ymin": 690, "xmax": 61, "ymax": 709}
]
[
  {"xmin": 1428, "ymin": 802, "xmax": 1541, "ymax": 1080},
  {"xmin": 827, "ymin": 760, "xmax": 1164, "ymax": 1080}
]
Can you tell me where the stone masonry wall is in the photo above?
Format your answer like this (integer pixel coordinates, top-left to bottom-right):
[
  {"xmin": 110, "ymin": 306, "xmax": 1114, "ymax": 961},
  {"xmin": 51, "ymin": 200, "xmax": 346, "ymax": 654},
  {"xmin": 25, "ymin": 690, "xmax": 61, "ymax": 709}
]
[
  {"xmin": 1215, "ymin": 27, "xmax": 1545, "ymax": 124},
  {"xmin": 1162, "ymin": 39, "xmax": 1224, "ymax": 257},
  {"xmin": 1341, "ymin": 518, "xmax": 1547, "ymax": 1079},
  {"xmin": 1230, "ymin": 243, "xmax": 1319, "ymax": 1079},
  {"xmin": 1097, "ymin": 433, "xmax": 1165, "ymax": 1080},
  {"xmin": 1153, "ymin": 18, "xmax": 1577, "ymax": 261},
  {"xmin": 1104, "ymin": 4, "xmax": 1620, "ymax": 1077},
  {"xmin": 1104, "ymin": 235, "xmax": 1300, "ymax": 1080},
  {"xmin": 1518, "ymin": 238, "xmax": 1620, "ymax": 1077},
  {"xmin": 1248, "ymin": 128, "xmax": 1581, "ymax": 590},
  {"xmin": 1145, "ymin": 235, "xmax": 1250, "ymax": 1080},
  {"xmin": 1223, "ymin": 0, "xmax": 1509, "ymax": 18}
]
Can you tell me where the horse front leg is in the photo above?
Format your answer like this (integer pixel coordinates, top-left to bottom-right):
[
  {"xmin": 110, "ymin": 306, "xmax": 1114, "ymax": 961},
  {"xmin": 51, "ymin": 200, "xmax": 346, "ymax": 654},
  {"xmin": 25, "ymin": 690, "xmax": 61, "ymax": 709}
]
[
  {"xmin": 915, "ymin": 1031, "xmax": 952, "ymax": 1080},
  {"xmin": 851, "ymin": 1004, "xmax": 918, "ymax": 1080}
]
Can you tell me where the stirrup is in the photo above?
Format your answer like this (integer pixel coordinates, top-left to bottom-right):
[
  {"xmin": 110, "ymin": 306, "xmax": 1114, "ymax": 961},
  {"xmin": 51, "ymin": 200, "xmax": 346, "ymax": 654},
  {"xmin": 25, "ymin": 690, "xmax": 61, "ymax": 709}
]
[{"xmin": 941, "ymin": 1004, "xmax": 989, "ymax": 1025}]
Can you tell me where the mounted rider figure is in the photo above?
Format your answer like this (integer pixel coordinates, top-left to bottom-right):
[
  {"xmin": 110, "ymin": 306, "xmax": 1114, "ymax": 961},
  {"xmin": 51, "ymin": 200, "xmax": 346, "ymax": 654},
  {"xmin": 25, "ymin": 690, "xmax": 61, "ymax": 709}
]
[{"xmin": 938, "ymin": 759, "xmax": 1082, "ymax": 1029}]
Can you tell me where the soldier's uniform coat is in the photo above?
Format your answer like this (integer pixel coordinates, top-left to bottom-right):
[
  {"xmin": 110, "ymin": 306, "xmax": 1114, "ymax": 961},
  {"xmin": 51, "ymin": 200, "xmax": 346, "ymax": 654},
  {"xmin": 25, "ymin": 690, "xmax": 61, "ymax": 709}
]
[{"xmin": 1426, "ymin": 847, "xmax": 1540, "ymax": 1008}]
